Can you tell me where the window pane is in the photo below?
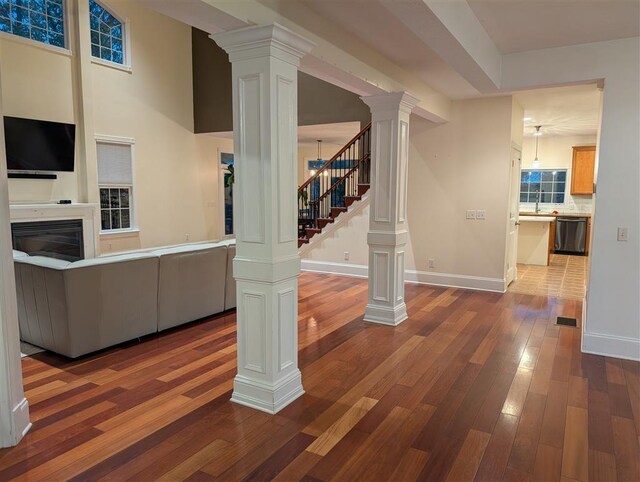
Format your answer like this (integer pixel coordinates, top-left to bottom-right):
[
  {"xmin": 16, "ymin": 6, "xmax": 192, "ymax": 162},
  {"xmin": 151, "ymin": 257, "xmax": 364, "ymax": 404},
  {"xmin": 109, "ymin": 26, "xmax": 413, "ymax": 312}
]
[
  {"xmin": 540, "ymin": 193, "xmax": 552, "ymax": 203},
  {"xmin": 553, "ymin": 193, "xmax": 565, "ymax": 203},
  {"xmin": 89, "ymin": 0, "xmax": 124, "ymax": 64},
  {"xmin": 555, "ymin": 171, "xmax": 567, "ymax": 182},
  {"xmin": 119, "ymin": 188, "xmax": 129, "ymax": 208},
  {"xmin": 529, "ymin": 182, "xmax": 540, "ymax": 193},
  {"xmin": 100, "ymin": 188, "xmax": 110, "ymax": 208},
  {"xmin": 520, "ymin": 182, "xmax": 528, "ymax": 193},
  {"xmin": 541, "ymin": 182, "xmax": 553, "ymax": 193},
  {"xmin": 520, "ymin": 193, "xmax": 527, "ymax": 203},
  {"xmin": 541, "ymin": 171, "xmax": 554, "ymax": 182},
  {"xmin": 528, "ymin": 171, "xmax": 541, "ymax": 183},
  {"xmin": 120, "ymin": 209, "xmax": 130, "ymax": 228},
  {"xmin": 555, "ymin": 182, "xmax": 566, "ymax": 193},
  {"xmin": 101, "ymin": 209, "xmax": 110, "ymax": 230},
  {"xmin": 110, "ymin": 188, "xmax": 120, "ymax": 208},
  {"xmin": 111, "ymin": 209, "xmax": 121, "ymax": 229}
]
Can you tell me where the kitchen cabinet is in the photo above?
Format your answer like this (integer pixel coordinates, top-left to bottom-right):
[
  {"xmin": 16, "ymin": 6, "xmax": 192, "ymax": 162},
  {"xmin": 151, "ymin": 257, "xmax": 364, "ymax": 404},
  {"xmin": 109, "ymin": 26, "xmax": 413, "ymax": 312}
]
[{"xmin": 571, "ymin": 146, "xmax": 596, "ymax": 195}]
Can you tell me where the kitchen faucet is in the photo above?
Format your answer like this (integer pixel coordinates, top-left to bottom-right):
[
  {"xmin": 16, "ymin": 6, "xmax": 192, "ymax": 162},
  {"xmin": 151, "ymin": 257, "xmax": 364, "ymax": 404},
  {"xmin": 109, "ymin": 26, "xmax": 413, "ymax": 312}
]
[{"xmin": 535, "ymin": 190, "xmax": 541, "ymax": 214}]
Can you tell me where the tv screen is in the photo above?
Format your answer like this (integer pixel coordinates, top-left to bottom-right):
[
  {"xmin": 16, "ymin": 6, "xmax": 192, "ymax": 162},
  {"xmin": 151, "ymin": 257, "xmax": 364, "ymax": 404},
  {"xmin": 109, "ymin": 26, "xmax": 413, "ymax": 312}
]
[{"xmin": 4, "ymin": 116, "xmax": 75, "ymax": 172}]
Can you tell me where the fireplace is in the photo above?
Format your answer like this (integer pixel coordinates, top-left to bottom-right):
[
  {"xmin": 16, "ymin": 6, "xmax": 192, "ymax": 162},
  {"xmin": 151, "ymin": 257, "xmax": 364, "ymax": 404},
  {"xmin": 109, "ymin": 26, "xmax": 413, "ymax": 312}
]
[{"xmin": 12, "ymin": 219, "xmax": 85, "ymax": 261}]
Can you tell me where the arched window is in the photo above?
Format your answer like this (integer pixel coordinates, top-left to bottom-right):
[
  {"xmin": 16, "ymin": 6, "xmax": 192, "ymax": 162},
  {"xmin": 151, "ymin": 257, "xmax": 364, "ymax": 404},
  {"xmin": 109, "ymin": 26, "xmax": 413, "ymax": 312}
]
[
  {"xmin": 89, "ymin": 0, "xmax": 125, "ymax": 64},
  {"xmin": 0, "ymin": 0, "xmax": 66, "ymax": 48}
]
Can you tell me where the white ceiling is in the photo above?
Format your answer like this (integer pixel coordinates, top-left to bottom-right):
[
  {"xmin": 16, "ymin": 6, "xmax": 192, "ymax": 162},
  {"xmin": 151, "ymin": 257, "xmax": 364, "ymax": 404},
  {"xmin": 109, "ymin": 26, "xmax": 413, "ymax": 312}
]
[
  {"xmin": 515, "ymin": 84, "xmax": 602, "ymax": 137},
  {"xmin": 467, "ymin": 0, "xmax": 640, "ymax": 54},
  {"xmin": 292, "ymin": 0, "xmax": 481, "ymax": 99}
]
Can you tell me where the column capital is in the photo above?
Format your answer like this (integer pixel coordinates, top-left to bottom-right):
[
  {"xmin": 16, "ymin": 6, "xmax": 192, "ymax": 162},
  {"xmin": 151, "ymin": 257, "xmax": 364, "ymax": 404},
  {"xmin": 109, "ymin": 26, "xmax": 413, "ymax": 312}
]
[
  {"xmin": 360, "ymin": 91, "xmax": 421, "ymax": 115},
  {"xmin": 211, "ymin": 23, "xmax": 315, "ymax": 66}
]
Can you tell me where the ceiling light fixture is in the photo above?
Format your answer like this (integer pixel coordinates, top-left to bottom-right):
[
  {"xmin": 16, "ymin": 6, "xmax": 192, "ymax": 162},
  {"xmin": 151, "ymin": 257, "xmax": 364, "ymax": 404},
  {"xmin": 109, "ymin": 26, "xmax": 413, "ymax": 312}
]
[{"xmin": 532, "ymin": 125, "xmax": 542, "ymax": 168}]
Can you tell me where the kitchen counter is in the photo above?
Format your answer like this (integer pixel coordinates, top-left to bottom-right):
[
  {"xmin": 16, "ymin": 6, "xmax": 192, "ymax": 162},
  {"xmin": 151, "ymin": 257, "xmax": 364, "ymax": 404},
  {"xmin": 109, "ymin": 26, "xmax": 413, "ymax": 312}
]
[
  {"xmin": 517, "ymin": 216, "xmax": 553, "ymax": 266},
  {"xmin": 519, "ymin": 215, "xmax": 555, "ymax": 223},
  {"xmin": 519, "ymin": 212, "xmax": 591, "ymax": 218}
]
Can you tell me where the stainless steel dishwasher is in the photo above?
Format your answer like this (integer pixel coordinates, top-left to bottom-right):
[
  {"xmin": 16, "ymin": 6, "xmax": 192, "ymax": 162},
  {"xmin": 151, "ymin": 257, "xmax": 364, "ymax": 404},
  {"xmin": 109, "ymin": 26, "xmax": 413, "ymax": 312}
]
[{"xmin": 555, "ymin": 217, "xmax": 588, "ymax": 254}]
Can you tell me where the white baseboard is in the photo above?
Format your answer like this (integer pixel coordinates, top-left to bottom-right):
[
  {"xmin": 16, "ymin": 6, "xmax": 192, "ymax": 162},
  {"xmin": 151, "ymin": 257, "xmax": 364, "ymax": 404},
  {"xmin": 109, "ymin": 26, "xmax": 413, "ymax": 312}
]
[
  {"xmin": 582, "ymin": 331, "xmax": 640, "ymax": 361},
  {"xmin": 300, "ymin": 260, "xmax": 507, "ymax": 293}
]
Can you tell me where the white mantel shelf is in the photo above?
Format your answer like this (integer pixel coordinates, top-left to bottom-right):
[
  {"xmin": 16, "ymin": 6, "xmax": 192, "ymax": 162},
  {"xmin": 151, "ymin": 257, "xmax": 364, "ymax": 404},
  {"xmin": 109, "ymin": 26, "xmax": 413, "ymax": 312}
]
[{"xmin": 9, "ymin": 203, "xmax": 100, "ymax": 259}]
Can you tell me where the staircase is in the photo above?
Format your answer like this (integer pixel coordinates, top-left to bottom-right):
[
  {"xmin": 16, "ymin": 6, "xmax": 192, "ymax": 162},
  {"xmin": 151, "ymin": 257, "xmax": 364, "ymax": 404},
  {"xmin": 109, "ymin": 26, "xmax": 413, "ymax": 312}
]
[{"xmin": 298, "ymin": 123, "xmax": 371, "ymax": 248}]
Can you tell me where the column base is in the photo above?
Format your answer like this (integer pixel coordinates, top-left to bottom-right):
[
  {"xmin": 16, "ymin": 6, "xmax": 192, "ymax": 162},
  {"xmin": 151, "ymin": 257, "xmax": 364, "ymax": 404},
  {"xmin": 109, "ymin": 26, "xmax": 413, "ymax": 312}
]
[
  {"xmin": 231, "ymin": 369, "xmax": 304, "ymax": 414},
  {"xmin": 0, "ymin": 397, "xmax": 31, "ymax": 448},
  {"xmin": 364, "ymin": 302, "xmax": 408, "ymax": 326}
]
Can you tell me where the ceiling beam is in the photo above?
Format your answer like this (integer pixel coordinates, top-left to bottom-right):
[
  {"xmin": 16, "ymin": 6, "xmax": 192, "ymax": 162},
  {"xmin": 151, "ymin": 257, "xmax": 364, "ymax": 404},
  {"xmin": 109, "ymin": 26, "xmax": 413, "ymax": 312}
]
[{"xmin": 379, "ymin": 0, "xmax": 502, "ymax": 94}]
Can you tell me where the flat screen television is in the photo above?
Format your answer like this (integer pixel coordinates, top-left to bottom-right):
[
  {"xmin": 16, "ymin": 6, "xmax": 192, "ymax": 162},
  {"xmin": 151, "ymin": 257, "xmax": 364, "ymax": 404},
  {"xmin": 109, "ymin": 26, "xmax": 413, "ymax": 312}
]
[{"xmin": 4, "ymin": 116, "xmax": 75, "ymax": 172}]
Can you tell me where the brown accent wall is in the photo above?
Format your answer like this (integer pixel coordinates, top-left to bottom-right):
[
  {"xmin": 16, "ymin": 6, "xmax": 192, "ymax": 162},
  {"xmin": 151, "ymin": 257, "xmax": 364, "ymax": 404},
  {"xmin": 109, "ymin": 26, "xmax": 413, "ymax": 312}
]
[{"xmin": 192, "ymin": 28, "xmax": 370, "ymax": 134}]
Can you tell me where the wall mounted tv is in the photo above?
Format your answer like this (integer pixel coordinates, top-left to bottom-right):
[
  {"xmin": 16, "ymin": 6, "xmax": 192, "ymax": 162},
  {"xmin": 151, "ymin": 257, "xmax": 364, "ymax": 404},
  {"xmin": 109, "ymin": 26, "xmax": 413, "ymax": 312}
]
[{"xmin": 4, "ymin": 116, "xmax": 76, "ymax": 172}]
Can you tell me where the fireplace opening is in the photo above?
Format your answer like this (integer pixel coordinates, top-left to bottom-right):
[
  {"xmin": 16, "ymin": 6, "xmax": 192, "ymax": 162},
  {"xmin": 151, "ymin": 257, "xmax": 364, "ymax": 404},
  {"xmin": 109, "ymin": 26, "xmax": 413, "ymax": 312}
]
[{"xmin": 12, "ymin": 219, "xmax": 84, "ymax": 262}]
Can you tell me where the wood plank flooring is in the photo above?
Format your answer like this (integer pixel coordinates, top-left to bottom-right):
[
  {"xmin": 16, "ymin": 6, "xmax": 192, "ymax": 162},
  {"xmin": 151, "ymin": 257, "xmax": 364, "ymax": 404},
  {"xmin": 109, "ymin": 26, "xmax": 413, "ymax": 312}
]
[{"xmin": 1, "ymin": 272, "xmax": 638, "ymax": 481}]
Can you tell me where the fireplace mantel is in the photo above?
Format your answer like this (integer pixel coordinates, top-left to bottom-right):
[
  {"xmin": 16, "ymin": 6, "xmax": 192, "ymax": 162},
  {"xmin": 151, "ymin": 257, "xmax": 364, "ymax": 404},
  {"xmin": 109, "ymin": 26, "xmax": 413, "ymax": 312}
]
[{"xmin": 9, "ymin": 203, "xmax": 99, "ymax": 258}]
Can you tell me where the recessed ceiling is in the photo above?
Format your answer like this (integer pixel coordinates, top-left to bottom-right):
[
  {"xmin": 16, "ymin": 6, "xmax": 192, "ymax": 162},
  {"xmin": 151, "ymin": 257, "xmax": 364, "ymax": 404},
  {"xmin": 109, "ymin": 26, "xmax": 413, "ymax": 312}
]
[
  {"xmin": 515, "ymin": 84, "xmax": 601, "ymax": 137},
  {"xmin": 467, "ymin": 0, "xmax": 640, "ymax": 54}
]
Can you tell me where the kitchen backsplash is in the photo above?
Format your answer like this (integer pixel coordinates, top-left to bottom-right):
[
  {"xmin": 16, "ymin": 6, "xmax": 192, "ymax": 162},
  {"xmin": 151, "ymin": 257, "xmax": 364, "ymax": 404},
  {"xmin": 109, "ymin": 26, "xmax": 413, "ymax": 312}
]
[{"xmin": 520, "ymin": 195, "xmax": 593, "ymax": 214}]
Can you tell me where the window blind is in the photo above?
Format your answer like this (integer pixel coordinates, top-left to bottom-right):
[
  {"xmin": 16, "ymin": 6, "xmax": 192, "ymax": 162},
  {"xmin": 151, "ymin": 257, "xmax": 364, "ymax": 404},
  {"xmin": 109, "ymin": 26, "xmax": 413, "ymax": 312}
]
[{"xmin": 97, "ymin": 142, "xmax": 133, "ymax": 185}]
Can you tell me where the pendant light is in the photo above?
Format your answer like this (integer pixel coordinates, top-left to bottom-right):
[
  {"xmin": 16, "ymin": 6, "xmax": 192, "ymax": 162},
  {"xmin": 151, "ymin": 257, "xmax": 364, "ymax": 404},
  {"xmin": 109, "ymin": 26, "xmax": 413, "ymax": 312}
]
[
  {"xmin": 532, "ymin": 126, "xmax": 542, "ymax": 169},
  {"xmin": 309, "ymin": 139, "xmax": 323, "ymax": 176}
]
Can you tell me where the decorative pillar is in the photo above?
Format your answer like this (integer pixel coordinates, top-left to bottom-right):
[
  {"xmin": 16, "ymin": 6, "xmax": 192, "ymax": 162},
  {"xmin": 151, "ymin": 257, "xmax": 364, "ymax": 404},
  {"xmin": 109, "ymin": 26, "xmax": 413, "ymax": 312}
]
[
  {"xmin": 0, "ymin": 71, "xmax": 31, "ymax": 447},
  {"xmin": 362, "ymin": 92, "xmax": 419, "ymax": 326},
  {"xmin": 212, "ymin": 24, "xmax": 314, "ymax": 414}
]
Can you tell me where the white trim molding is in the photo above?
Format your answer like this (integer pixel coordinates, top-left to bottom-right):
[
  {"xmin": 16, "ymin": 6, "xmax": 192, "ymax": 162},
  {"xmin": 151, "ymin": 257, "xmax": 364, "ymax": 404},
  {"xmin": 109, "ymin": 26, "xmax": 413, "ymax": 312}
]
[
  {"xmin": 582, "ymin": 331, "xmax": 640, "ymax": 362},
  {"xmin": 301, "ymin": 260, "xmax": 507, "ymax": 293}
]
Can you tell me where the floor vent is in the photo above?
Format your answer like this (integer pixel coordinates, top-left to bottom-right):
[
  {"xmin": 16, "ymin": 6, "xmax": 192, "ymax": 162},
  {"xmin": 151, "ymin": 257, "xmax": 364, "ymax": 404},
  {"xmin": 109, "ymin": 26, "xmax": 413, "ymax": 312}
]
[{"xmin": 556, "ymin": 316, "xmax": 578, "ymax": 327}]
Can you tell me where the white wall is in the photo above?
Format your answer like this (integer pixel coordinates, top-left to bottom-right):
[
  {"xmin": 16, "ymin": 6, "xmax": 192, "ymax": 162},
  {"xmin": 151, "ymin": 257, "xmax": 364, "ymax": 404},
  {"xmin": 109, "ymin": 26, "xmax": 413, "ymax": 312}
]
[
  {"xmin": 1, "ymin": 1, "xmax": 229, "ymax": 253},
  {"xmin": 303, "ymin": 96, "xmax": 516, "ymax": 291},
  {"xmin": 520, "ymin": 135, "xmax": 596, "ymax": 214},
  {"xmin": 502, "ymin": 37, "xmax": 640, "ymax": 360}
]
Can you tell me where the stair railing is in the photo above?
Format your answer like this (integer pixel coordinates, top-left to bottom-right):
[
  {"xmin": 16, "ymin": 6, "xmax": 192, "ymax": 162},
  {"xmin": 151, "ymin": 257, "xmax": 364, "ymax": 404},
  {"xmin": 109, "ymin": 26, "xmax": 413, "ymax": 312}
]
[{"xmin": 298, "ymin": 123, "xmax": 371, "ymax": 234}]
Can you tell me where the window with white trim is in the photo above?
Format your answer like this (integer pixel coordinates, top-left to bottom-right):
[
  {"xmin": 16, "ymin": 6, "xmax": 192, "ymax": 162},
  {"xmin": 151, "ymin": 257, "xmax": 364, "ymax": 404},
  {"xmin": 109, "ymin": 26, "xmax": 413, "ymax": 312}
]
[
  {"xmin": 520, "ymin": 169, "xmax": 567, "ymax": 204},
  {"xmin": 0, "ymin": 0, "xmax": 66, "ymax": 48},
  {"xmin": 97, "ymin": 139, "xmax": 134, "ymax": 231},
  {"xmin": 89, "ymin": 0, "xmax": 125, "ymax": 65}
]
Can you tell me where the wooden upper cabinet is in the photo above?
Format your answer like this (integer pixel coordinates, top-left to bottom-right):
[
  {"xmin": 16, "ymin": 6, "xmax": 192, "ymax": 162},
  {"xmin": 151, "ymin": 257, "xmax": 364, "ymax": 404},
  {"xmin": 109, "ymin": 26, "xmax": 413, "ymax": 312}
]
[{"xmin": 571, "ymin": 145, "xmax": 596, "ymax": 195}]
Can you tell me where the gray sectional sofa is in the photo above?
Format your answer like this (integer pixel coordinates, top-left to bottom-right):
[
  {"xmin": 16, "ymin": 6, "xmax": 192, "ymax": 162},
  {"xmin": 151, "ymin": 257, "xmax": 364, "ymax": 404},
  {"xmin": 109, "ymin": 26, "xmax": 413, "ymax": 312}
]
[{"xmin": 13, "ymin": 241, "xmax": 236, "ymax": 358}]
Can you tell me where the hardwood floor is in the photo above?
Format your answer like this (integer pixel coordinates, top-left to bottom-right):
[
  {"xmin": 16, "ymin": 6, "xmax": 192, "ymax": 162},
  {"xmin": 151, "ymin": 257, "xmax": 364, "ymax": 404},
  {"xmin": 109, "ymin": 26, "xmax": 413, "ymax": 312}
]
[{"xmin": 1, "ymin": 272, "xmax": 638, "ymax": 481}]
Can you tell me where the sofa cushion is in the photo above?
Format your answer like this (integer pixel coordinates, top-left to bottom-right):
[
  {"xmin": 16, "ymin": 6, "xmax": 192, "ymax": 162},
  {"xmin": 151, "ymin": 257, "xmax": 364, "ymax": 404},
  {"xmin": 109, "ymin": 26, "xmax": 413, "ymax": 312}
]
[
  {"xmin": 153, "ymin": 244, "xmax": 227, "ymax": 331},
  {"xmin": 225, "ymin": 244, "xmax": 236, "ymax": 310}
]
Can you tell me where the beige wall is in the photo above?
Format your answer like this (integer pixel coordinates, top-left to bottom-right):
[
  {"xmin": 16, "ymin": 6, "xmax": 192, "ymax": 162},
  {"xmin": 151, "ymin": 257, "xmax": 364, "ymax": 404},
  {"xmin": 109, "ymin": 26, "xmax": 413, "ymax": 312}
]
[
  {"xmin": 91, "ymin": 2, "xmax": 230, "ymax": 253},
  {"xmin": 1, "ymin": 1, "xmax": 229, "ymax": 253},
  {"xmin": 521, "ymin": 134, "xmax": 596, "ymax": 213},
  {"xmin": 1, "ymin": 36, "xmax": 79, "ymax": 202},
  {"xmin": 405, "ymin": 97, "xmax": 513, "ymax": 280},
  {"xmin": 304, "ymin": 96, "xmax": 516, "ymax": 285}
]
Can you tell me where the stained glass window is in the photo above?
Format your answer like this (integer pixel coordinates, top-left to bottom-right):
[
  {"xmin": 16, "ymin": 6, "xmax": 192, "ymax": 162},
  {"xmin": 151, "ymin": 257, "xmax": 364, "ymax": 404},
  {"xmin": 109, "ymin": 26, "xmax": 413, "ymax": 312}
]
[
  {"xmin": 0, "ymin": 0, "xmax": 66, "ymax": 48},
  {"xmin": 89, "ymin": 0, "xmax": 124, "ymax": 64}
]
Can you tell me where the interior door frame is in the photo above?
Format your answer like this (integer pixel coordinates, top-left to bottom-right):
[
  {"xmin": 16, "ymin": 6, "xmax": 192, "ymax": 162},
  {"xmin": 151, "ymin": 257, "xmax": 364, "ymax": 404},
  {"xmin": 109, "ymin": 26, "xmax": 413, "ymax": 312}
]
[{"xmin": 506, "ymin": 144, "xmax": 522, "ymax": 286}]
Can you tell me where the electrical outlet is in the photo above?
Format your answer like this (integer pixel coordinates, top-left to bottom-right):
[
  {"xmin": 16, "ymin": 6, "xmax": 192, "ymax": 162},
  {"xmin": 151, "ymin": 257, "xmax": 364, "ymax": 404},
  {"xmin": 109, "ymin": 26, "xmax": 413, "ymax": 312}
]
[
  {"xmin": 428, "ymin": 258, "xmax": 435, "ymax": 269},
  {"xmin": 466, "ymin": 210, "xmax": 476, "ymax": 220},
  {"xmin": 185, "ymin": 234, "xmax": 190, "ymax": 241},
  {"xmin": 617, "ymin": 227, "xmax": 628, "ymax": 242},
  {"xmin": 476, "ymin": 210, "xmax": 486, "ymax": 220},
  {"xmin": 344, "ymin": 251, "xmax": 350, "ymax": 261}
]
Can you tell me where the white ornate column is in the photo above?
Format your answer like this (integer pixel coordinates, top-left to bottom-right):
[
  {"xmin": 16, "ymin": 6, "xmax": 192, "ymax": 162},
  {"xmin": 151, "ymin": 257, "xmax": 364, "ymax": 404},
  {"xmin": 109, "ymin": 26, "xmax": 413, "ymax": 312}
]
[
  {"xmin": 362, "ymin": 92, "xmax": 419, "ymax": 326},
  {"xmin": 212, "ymin": 24, "xmax": 314, "ymax": 414},
  {"xmin": 0, "ymin": 72, "xmax": 31, "ymax": 447}
]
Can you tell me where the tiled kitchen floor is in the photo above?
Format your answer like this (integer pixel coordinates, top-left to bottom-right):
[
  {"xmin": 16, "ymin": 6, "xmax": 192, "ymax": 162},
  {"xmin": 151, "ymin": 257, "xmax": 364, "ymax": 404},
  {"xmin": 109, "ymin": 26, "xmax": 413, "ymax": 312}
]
[{"xmin": 508, "ymin": 253, "xmax": 587, "ymax": 299}]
